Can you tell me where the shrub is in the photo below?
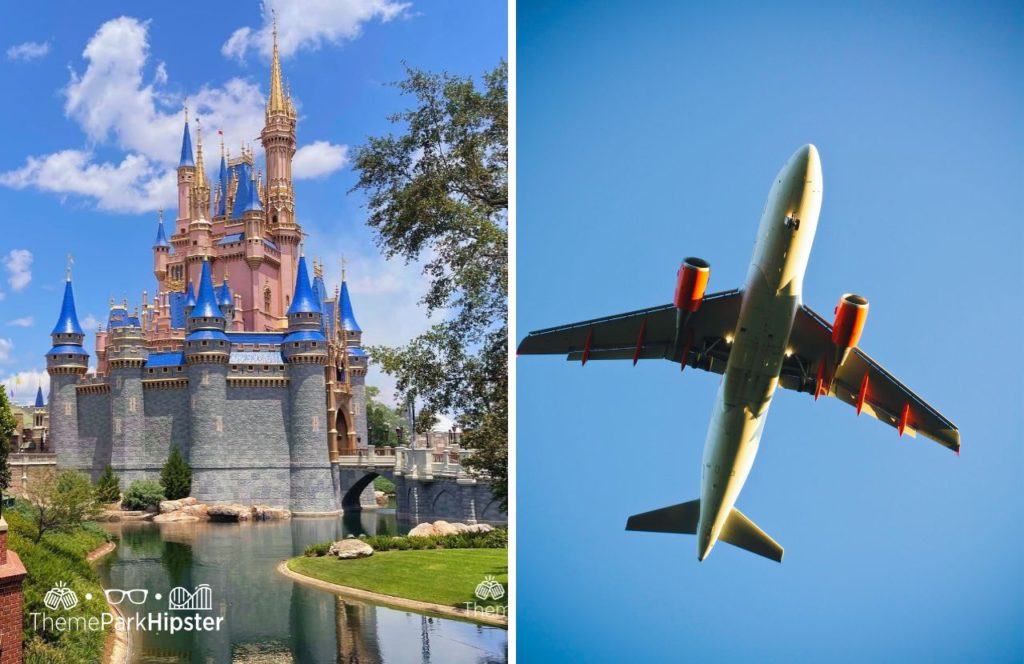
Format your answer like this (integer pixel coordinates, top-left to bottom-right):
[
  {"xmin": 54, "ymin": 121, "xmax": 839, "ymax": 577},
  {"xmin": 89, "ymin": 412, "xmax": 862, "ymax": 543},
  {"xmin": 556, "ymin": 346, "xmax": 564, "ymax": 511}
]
[
  {"xmin": 304, "ymin": 542, "xmax": 331, "ymax": 557},
  {"xmin": 93, "ymin": 465, "xmax": 121, "ymax": 504},
  {"xmin": 373, "ymin": 476, "xmax": 396, "ymax": 494},
  {"xmin": 24, "ymin": 469, "xmax": 100, "ymax": 543},
  {"xmin": 121, "ymin": 479, "xmax": 165, "ymax": 511},
  {"xmin": 159, "ymin": 446, "xmax": 192, "ymax": 500}
]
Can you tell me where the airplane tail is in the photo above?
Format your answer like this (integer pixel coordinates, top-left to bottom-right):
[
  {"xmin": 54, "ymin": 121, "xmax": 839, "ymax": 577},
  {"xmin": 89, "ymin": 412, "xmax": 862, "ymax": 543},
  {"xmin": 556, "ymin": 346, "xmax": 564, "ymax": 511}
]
[{"xmin": 626, "ymin": 499, "xmax": 784, "ymax": 563}]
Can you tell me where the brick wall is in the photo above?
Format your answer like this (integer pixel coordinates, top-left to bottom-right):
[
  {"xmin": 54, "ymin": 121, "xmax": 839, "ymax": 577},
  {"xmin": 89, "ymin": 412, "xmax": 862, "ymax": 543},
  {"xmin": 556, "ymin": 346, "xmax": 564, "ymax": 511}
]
[{"xmin": 0, "ymin": 518, "xmax": 26, "ymax": 664}]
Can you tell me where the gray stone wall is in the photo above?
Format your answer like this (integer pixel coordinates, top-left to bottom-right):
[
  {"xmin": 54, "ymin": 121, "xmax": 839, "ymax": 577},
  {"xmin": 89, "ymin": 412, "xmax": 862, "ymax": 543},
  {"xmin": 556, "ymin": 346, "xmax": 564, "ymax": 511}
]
[
  {"xmin": 78, "ymin": 391, "xmax": 112, "ymax": 479},
  {"xmin": 51, "ymin": 375, "xmax": 84, "ymax": 471},
  {"xmin": 141, "ymin": 386, "xmax": 191, "ymax": 484},
  {"xmin": 222, "ymin": 385, "xmax": 291, "ymax": 505},
  {"xmin": 393, "ymin": 476, "xmax": 507, "ymax": 524},
  {"xmin": 188, "ymin": 361, "xmax": 231, "ymax": 503},
  {"xmin": 110, "ymin": 368, "xmax": 147, "ymax": 486},
  {"xmin": 287, "ymin": 363, "xmax": 338, "ymax": 513}
]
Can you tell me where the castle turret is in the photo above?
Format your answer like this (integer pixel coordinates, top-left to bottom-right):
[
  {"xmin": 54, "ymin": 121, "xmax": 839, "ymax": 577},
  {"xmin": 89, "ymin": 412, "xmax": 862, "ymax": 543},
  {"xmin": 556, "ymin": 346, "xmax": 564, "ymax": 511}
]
[
  {"xmin": 107, "ymin": 301, "xmax": 148, "ymax": 486},
  {"xmin": 339, "ymin": 274, "xmax": 368, "ymax": 451},
  {"xmin": 153, "ymin": 210, "xmax": 171, "ymax": 283},
  {"xmin": 216, "ymin": 278, "xmax": 234, "ymax": 320},
  {"xmin": 176, "ymin": 111, "xmax": 195, "ymax": 234},
  {"xmin": 47, "ymin": 265, "xmax": 89, "ymax": 472},
  {"xmin": 191, "ymin": 119, "xmax": 211, "ymax": 221},
  {"xmin": 214, "ymin": 141, "xmax": 228, "ymax": 219},
  {"xmin": 284, "ymin": 256, "xmax": 338, "ymax": 513},
  {"xmin": 184, "ymin": 260, "xmax": 230, "ymax": 502},
  {"xmin": 184, "ymin": 280, "xmax": 196, "ymax": 318},
  {"xmin": 34, "ymin": 386, "xmax": 44, "ymax": 408}
]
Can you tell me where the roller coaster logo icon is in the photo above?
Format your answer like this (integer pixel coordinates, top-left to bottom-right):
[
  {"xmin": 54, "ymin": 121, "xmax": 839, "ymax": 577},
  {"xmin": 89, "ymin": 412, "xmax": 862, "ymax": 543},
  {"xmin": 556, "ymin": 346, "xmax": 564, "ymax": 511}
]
[{"xmin": 168, "ymin": 584, "xmax": 213, "ymax": 611}]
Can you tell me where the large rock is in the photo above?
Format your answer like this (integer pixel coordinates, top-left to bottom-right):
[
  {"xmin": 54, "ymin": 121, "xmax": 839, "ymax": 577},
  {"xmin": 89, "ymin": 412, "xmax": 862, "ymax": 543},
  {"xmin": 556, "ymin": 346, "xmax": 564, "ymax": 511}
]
[
  {"xmin": 467, "ymin": 524, "xmax": 494, "ymax": 533},
  {"xmin": 431, "ymin": 520, "xmax": 463, "ymax": 536},
  {"xmin": 153, "ymin": 512, "xmax": 200, "ymax": 524},
  {"xmin": 182, "ymin": 503, "xmax": 209, "ymax": 518},
  {"xmin": 251, "ymin": 505, "xmax": 292, "ymax": 521},
  {"xmin": 328, "ymin": 539, "xmax": 374, "ymax": 560},
  {"xmin": 407, "ymin": 522, "xmax": 436, "ymax": 537},
  {"xmin": 159, "ymin": 497, "xmax": 198, "ymax": 514},
  {"xmin": 207, "ymin": 503, "xmax": 252, "ymax": 521}
]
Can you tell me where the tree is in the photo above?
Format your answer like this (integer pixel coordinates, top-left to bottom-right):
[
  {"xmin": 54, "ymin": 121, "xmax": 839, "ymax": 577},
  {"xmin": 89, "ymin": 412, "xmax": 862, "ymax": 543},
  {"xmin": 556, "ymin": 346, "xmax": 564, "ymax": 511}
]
[
  {"xmin": 366, "ymin": 386, "xmax": 406, "ymax": 446},
  {"xmin": 121, "ymin": 479, "xmax": 165, "ymax": 511},
  {"xmin": 351, "ymin": 60, "xmax": 508, "ymax": 508},
  {"xmin": 160, "ymin": 446, "xmax": 192, "ymax": 500},
  {"xmin": 94, "ymin": 465, "xmax": 121, "ymax": 504},
  {"xmin": 25, "ymin": 468, "xmax": 100, "ymax": 543},
  {"xmin": 0, "ymin": 390, "xmax": 14, "ymax": 516}
]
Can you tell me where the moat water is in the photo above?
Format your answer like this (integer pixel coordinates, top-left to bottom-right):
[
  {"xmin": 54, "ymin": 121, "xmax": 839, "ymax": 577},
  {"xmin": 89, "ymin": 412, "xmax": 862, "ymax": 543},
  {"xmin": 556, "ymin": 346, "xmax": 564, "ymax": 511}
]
[{"xmin": 97, "ymin": 511, "xmax": 507, "ymax": 663}]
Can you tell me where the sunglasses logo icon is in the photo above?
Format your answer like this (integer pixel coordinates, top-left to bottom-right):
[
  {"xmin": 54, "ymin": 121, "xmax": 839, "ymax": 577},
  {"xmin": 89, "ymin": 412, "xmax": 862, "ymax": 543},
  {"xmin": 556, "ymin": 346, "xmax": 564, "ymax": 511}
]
[{"xmin": 104, "ymin": 589, "xmax": 149, "ymax": 605}]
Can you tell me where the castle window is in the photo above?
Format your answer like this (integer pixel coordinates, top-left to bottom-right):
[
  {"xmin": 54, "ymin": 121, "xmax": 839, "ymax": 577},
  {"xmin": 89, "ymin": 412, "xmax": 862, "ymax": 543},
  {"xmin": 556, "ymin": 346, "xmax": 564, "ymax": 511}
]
[
  {"xmin": 216, "ymin": 416, "xmax": 223, "ymax": 432},
  {"xmin": 264, "ymin": 288, "xmax": 272, "ymax": 311},
  {"xmin": 263, "ymin": 366, "xmax": 269, "ymax": 371},
  {"xmin": 202, "ymin": 370, "xmax": 210, "ymax": 386},
  {"xmin": 114, "ymin": 417, "xmax": 122, "ymax": 434},
  {"xmin": 162, "ymin": 368, "xmax": 168, "ymax": 374},
  {"xmin": 64, "ymin": 402, "xmax": 72, "ymax": 415},
  {"xmin": 311, "ymin": 342, "xmax": 318, "ymax": 347},
  {"xmin": 248, "ymin": 366, "xmax": 254, "ymax": 372},
  {"xmin": 312, "ymin": 415, "xmax": 320, "ymax": 432},
  {"xmin": 129, "ymin": 397, "xmax": 137, "ymax": 413},
  {"xmin": 202, "ymin": 341, "xmax": 208, "ymax": 347}
]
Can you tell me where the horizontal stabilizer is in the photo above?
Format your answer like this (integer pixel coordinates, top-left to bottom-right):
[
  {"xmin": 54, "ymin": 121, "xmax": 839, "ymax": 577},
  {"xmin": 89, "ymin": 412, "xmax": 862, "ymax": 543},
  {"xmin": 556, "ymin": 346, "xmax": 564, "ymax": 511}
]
[
  {"xmin": 625, "ymin": 499, "xmax": 700, "ymax": 534},
  {"xmin": 720, "ymin": 507, "xmax": 784, "ymax": 562}
]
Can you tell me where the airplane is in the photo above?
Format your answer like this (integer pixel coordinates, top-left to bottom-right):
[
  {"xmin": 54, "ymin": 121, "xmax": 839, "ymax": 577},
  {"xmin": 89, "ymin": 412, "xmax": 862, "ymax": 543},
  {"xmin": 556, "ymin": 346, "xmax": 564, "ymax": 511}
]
[{"xmin": 517, "ymin": 144, "xmax": 960, "ymax": 563}]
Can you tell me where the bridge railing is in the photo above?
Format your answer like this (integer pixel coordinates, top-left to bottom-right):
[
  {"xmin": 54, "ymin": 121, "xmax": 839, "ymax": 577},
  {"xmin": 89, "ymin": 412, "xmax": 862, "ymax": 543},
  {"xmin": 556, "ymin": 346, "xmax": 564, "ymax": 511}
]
[{"xmin": 393, "ymin": 444, "xmax": 475, "ymax": 481}]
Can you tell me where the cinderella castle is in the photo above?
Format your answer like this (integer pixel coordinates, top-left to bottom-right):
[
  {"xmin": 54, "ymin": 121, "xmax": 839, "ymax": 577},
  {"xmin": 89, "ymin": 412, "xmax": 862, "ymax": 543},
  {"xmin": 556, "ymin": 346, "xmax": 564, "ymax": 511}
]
[{"xmin": 45, "ymin": 29, "xmax": 367, "ymax": 514}]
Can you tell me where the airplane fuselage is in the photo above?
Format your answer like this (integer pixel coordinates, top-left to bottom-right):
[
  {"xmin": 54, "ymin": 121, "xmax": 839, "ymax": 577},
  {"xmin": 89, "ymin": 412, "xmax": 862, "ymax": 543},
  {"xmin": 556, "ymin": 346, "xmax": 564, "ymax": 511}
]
[{"xmin": 697, "ymin": 145, "xmax": 823, "ymax": 560}]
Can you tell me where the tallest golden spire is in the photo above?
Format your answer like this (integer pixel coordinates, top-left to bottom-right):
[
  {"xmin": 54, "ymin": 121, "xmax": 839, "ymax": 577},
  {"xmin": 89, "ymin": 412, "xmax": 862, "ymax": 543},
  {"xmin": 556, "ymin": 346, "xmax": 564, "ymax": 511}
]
[
  {"xmin": 267, "ymin": 11, "xmax": 286, "ymax": 115},
  {"xmin": 194, "ymin": 118, "xmax": 207, "ymax": 188}
]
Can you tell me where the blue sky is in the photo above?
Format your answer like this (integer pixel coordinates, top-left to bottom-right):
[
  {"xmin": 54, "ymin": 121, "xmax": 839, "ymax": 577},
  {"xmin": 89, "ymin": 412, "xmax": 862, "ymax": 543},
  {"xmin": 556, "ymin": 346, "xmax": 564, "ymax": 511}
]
[
  {"xmin": 517, "ymin": 2, "xmax": 1022, "ymax": 662},
  {"xmin": 0, "ymin": 0, "xmax": 505, "ymax": 406}
]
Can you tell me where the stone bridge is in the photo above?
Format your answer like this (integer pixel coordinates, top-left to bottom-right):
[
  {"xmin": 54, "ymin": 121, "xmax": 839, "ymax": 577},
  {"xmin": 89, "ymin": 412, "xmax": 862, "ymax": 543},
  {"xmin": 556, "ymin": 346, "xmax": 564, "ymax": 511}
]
[{"xmin": 334, "ymin": 443, "xmax": 505, "ymax": 524}]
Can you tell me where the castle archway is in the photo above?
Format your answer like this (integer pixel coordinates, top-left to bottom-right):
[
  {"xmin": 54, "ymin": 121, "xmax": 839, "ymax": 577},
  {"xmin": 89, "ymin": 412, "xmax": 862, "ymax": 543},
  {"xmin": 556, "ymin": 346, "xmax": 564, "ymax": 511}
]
[
  {"xmin": 336, "ymin": 409, "xmax": 352, "ymax": 453},
  {"xmin": 341, "ymin": 472, "xmax": 378, "ymax": 511}
]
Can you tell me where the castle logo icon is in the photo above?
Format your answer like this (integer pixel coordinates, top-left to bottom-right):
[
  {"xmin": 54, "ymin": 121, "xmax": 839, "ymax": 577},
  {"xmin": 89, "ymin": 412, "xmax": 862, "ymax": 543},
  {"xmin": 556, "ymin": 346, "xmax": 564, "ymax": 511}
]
[
  {"xmin": 474, "ymin": 575, "xmax": 505, "ymax": 601},
  {"xmin": 169, "ymin": 584, "xmax": 213, "ymax": 611},
  {"xmin": 43, "ymin": 582, "xmax": 79, "ymax": 611}
]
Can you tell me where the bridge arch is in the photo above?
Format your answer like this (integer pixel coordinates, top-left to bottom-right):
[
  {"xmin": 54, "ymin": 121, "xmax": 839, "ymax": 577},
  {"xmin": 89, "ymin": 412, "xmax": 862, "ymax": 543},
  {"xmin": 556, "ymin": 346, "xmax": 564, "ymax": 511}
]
[{"xmin": 341, "ymin": 471, "xmax": 378, "ymax": 511}]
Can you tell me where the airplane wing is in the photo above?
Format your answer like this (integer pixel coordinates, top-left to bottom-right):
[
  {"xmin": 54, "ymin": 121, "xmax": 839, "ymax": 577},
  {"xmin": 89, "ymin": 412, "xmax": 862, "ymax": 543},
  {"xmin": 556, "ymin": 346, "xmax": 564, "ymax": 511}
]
[
  {"xmin": 517, "ymin": 289, "xmax": 742, "ymax": 371},
  {"xmin": 780, "ymin": 304, "xmax": 961, "ymax": 453}
]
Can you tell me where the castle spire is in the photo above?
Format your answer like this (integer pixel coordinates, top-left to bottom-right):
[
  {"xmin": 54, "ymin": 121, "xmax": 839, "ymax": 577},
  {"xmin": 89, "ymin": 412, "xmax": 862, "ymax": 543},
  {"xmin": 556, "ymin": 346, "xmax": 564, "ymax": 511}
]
[
  {"xmin": 194, "ymin": 118, "xmax": 207, "ymax": 188},
  {"xmin": 216, "ymin": 138, "xmax": 228, "ymax": 217},
  {"xmin": 34, "ymin": 384, "xmax": 44, "ymax": 408},
  {"xmin": 287, "ymin": 255, "xmax": 321, "ymax": 315},
  {"xmin": 268, "ymin": 11, "xmax": 287, "ymax": 115},
  {"xmin": 339, "ymin": 271, "xmax": 361, "ymax": 333},
  {"xmin": 51, "ymin": 271, "xmax": 84, "ymax": 336},
  {"xmin": 179, "ymin": 106, "xmax": 195, "ymax": 168},
  {"xmin": 190, "ymin": 260, "xmax": 224, "ymax": 321},
  {"xmin": 153, "ymin": 210, "xmax": 170, "ymax": 247}
]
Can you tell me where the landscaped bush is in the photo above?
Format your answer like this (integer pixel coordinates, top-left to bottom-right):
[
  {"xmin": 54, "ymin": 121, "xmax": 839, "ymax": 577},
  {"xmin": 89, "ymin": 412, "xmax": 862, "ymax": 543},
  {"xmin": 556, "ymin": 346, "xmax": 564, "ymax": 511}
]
[
  {"xmin": 120, "ymin": 479, "xmax": 165, "ymax": 510},
  {"xmin": 93, "ymin": 465, "xmax": 121, "ymax": 504},
  {"xmin": 373, "ymin": 476, "xmax": 396, "ymax": 494},
  {"xmin": 305, "ymin": 527, "xmax": 508, "ymax": 556},
  {"xmin": 160, "ymin": 445, "xmax": 192, "ymax": 500}
]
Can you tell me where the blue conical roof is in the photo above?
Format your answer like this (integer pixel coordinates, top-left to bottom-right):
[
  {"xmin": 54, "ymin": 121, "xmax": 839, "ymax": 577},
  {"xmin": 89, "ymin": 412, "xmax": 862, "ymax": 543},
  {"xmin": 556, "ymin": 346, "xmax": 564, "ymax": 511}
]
[
  {"xmin": 241, "ymin": 173, "xmax": 262, "ymax": 213},
  {"xmin": 184, "ymin": 281, "xmax": 197, "ymax": 307},
  {"xmin": 339, "ymin": 280, "xmax": 361, "ymax": 332},
  {"xmin": 34, "ymin": 386, "xmax": 44, "ymax": 408},
  {"xmin": 217, "ymin": 279, "xmax": 233, "ymax": 306},
  {"xmin": 190, "ymin": 261, "xmax": 224, "ymax": 320},
  {"xmin": 179, "ymin": 120, "xmax": 194, "ymax": 167},
  {"xmin": 51, "ymin": 279, "xmax": 84, "ymax": 335},
  {"xmin": 287, "ymin": 256, "xmax": 321, "ymax": 315},
  {"xmin": 216, "ymin": 153, "xmax": 228, "ymax": 217},
  {"xmin": 154, "ymin": 216, "xmax": 170, "ymax": 247}
]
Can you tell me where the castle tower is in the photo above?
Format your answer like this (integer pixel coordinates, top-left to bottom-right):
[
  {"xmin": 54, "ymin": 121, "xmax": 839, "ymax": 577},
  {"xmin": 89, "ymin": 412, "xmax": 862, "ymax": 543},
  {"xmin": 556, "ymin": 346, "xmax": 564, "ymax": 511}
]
[
  {"xmin": 47, "ymin": 265, "xmax": 90, "ymax": 472},
  {"xmin": 152, "ymin": 211, "xmax": 171, "ymax": 284},
  {"xmin": 339, "ymin": 274, "xmax": 368, "ymax": 452},
  {"xmin": 260, "ymin": 19, "xmax": 300, "ymax": 317},
  {"xmin": 176, "ymin": 111, "xmax": 195, "ymax": 235},
  {"xmin": 283, "ymin": 255, "xmax": 338, "ymax": 513},
  {"xmin": 107, "ymin": 303, "xmax": 148, "ymax": 486},
  {"xmin": 191, "ymin": 120, "xmax": 211, "ymax": 222},
  {"xmin": 184, "ymin": 260, "xmax": 230, "ymax": 502}
]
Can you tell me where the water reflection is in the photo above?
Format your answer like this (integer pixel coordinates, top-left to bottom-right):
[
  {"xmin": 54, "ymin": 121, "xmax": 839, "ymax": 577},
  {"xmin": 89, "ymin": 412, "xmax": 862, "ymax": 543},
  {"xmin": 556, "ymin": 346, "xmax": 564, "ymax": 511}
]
[{"xmin": 97, "ymin": 512, "xmax": 507, "ymax": 663}]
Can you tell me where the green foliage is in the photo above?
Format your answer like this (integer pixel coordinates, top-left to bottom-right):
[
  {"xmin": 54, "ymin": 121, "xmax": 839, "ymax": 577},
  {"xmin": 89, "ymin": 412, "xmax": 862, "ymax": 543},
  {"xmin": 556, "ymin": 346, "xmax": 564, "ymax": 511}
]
[
  {"xmin": 4, "ymin": 508, "xmax": 109, "ymax": 663},
  {"xmin": 365, "ymin": 386, "xmax": 406, "ymax": 446},
  {"xmin": 24, "ymin": 469, "xmax": 100, "ymax": 544},
  {"xmin": 305, "ymin": 527, "xmax": 507, "ymax": 556},
  {"xmin": 352, "ymin": 60, "xmax": 508, "ymax": 508},
  {"xmin": 159, "ymin": 445, "xmax": 192, "ymax": 500},
  {"xmin": 93, "ymin": 465, "xmax": 121, "ymax": 504},
  {"xmin": 373, "ymin": 475, "xmax": 396, "ymax": 494},
  {"xmin": 121, "ymin": 479, "xmax": 165, "ymax": 511},
  {"xmin": 0, "ymin": 389, "xmax": 15, "ymax": 507}
]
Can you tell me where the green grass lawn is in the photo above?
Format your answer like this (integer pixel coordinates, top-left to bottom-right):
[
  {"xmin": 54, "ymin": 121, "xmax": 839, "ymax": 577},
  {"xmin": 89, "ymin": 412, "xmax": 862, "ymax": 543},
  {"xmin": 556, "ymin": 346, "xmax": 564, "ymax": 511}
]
[{"xmin": 288, "ymin": 549, "xmax": 508, "ymax": 610}]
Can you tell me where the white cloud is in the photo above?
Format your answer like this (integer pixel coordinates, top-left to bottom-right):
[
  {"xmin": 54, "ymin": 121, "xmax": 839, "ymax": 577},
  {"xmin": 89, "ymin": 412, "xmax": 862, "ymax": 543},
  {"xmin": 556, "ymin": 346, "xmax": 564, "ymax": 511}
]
[
  {"xmin": 4, "ymin": 249, "xmax": 32, "ymax": 291},
  {"xmin": 293, "ymin": 141, "xmax": 348, "ymax": 179},
  {"xmin": 7, "ymin": 317, "xmax": 33, "ymax": 328},
  {"xmin": 0, "ymin": 338, "xmax": 13, "ymax": 363},
  {"xmin": 7, "ymin": 41, "xmax": 50, "ymax": 61},
  {"xmin": 2, "ymin": 370, "xmax": 50, "ymax": 406},
  {"xmin": 81, "ymin": 314, "xmax": 101, "ymax": 331},
  {"xmin": 222, "ymin": 0, "xmax": 410, "ymax": 61}
]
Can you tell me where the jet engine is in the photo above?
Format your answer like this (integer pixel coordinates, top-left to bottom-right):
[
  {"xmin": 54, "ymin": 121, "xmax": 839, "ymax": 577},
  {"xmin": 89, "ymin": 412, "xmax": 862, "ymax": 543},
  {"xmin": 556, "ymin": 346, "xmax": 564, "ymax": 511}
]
[
  {"xmin": 832, "ymin": 293, "xmax": 868, "ymax": 367},
  {"xmin": 674, "ymin": 258, "xmax": 710, "ymax": 312}
]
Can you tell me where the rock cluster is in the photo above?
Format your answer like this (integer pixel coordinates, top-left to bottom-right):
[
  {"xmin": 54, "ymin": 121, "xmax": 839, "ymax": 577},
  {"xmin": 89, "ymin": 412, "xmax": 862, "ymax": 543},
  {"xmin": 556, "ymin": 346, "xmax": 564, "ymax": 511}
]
[
  {"xmin": 104, "ymin": 498, "xmax": 293, "ymax": 523},
  {"xmin": 329, "ymin": 539, "xmax": 374, "ymax": 559},
  {"xmin": 407, "ymin": 521, "xmax": 495, "ymax": 537}
]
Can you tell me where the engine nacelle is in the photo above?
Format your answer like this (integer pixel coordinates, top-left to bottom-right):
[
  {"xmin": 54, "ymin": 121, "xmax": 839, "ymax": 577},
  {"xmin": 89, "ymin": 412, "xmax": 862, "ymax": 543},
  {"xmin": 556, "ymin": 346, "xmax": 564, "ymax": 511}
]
[
  {"xmin": 674, "ymin": 258, "xmax": 710, "ymax": 312},
  {"xmin": 832, "ymin": 293, "xmax": 868, "ymax": 366}
]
